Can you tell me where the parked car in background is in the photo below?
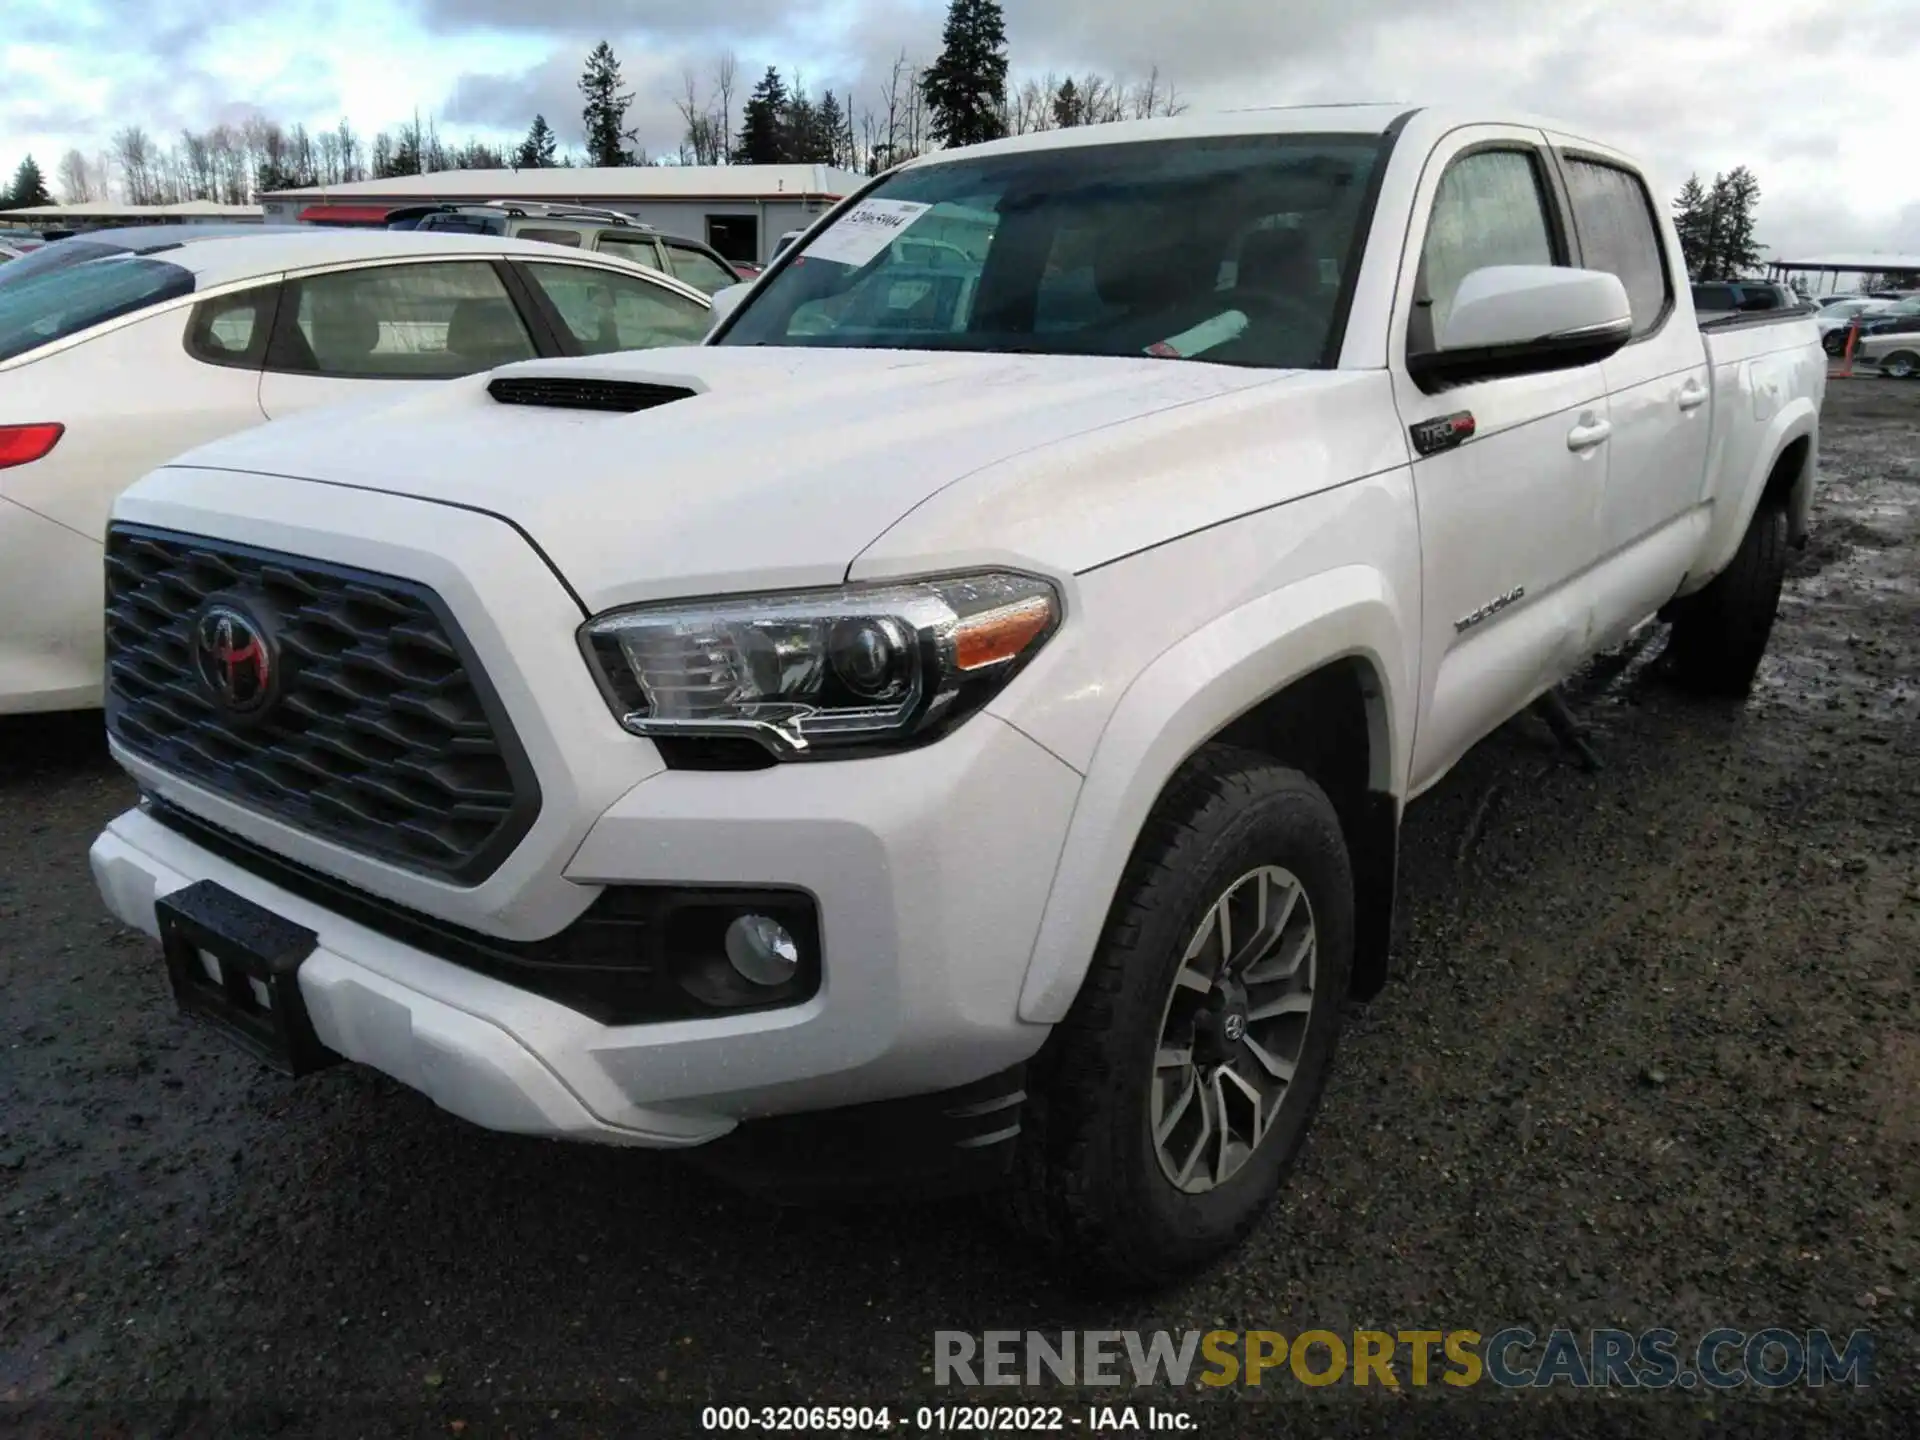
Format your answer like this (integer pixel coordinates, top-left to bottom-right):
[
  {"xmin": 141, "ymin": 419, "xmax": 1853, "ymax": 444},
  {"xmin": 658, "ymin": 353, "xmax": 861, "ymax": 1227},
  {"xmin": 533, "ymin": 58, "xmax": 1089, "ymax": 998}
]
[
  {"xmin": 1852, "ymin": 295, "xmax": 1920, "ymax": 343},
  {"xmin": 0, "ymin": 238, "xmax": 46, "ymax": 264},
  {"xmin": 0, "ymin": 226, "xmax": 710, "ymax": 714},
  {"xmin": 403, "ymin": 203, "xmax": 744, "ymax": 295},
  {"xmin": 1815, "ymin": 295, "xmax": 1895, "ymax": 354},
  {"xmin": 90, "ymin": 105, "xmax": 1824, "ymax": 1287},
  {"xmin": 1856, "ymin": 329, "xmax": 1920, "ymax": 378},
  {"xmin": 1690, "ymin": 280, "xmax": 1806, "ymax": 317}
]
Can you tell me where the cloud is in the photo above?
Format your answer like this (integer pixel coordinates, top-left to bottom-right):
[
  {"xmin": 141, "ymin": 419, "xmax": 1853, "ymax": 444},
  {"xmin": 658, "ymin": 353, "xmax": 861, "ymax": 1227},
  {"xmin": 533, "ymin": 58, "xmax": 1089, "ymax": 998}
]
[{"xmin": 1, "ymin": 0, "xmax": 1916, "ymax": 264}]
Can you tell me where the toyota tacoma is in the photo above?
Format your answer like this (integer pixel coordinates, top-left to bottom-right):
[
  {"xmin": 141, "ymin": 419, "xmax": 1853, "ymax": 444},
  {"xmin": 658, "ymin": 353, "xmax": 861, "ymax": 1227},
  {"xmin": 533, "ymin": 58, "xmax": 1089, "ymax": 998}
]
[{"xmin": 91, "ymin": 106, "xmax": 1825, "ymax": 1287}]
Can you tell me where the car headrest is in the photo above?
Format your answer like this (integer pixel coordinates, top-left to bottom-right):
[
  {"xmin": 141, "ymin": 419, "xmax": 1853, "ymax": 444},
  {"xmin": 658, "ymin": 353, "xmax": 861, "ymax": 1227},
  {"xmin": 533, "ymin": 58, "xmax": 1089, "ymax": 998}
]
[
  {"xmin": 445, "ymin": 298, "xmax": 528, "ymax": 366},
  {"xmin": 308, "ymin": 300, "xmax": 379, "ymax": 361},
  {"xmin": 1092, "ymin": 232, "xmax": 1216, "ymax": 311},
  {"xmin": 1236, "ymin": 228, "xmax": 1317, "ymax": 295}
]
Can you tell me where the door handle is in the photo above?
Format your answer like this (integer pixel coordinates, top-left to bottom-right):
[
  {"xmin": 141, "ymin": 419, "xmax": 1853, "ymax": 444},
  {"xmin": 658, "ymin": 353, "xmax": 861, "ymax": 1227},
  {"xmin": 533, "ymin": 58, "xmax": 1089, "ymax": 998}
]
[
  {"xmin": 1566, "ymin": 415, "xmax": 1612, "ymax": 452},
  {"xmin": 1678, "ymin": 380, "xmax": 1708, "ymax": 412}
]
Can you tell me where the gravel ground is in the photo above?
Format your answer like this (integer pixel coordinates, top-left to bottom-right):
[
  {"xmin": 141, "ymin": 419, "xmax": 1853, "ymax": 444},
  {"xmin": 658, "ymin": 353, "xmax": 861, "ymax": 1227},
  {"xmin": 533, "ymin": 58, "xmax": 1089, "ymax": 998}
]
[{"xmin": 1, "ymin": 380, "xmax": 1915, "ymax": 1439}]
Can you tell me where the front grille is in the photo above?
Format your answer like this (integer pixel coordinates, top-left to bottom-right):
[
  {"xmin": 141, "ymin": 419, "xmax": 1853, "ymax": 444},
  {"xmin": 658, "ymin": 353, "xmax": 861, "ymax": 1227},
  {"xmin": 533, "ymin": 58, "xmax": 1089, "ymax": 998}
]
[
  {"xmin": 105, "ymin": 525, "xmax": 538, "ymax": 884},
  {"xmin": 487, "ymin": 375, "xmax": 695, "ymax": 413}
]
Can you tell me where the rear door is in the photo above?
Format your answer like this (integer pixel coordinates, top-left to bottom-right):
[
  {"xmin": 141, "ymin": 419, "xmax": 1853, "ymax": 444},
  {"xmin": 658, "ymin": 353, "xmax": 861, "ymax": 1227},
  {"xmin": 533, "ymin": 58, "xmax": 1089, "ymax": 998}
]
[
  {"xmin": 1391, "ymin": 129, "xmax": 1614, "ymax": 794},
  {"xmin": 257, "ymin": 258, "xmax": 543, "ymax": 419},
  {"xmin": 1549, "ymin": 140, "xmax": 1711, "ymax": 640}
]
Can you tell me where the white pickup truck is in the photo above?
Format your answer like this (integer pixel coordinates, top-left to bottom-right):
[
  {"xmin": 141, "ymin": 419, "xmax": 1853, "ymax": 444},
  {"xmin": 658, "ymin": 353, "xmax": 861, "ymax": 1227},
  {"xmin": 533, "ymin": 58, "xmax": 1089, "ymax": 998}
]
[{"xmin": 90, "ymin": 106, "xmax": 1824, "ymax": 1288}]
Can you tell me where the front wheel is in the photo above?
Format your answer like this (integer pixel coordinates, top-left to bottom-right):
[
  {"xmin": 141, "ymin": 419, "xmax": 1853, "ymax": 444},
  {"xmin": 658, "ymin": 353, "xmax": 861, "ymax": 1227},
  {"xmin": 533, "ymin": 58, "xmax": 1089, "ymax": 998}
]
[
  {"xmin": 1880, "ymin": 350, "xmax": 1919, "ymax": 380},
  {"xmin": 1007, "ymin": 746, "xmax": 1354, "ymax": 1290}
]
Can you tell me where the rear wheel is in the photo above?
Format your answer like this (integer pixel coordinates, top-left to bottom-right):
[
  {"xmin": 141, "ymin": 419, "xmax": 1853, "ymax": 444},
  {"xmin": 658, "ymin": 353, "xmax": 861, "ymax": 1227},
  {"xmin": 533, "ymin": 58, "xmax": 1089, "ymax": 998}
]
[
  {"xmin": 1007, "ymin": 746, "xmax": 1353, "ymax": 1290},
  {"xmin": 1664, "ymin": 499, "xmax": 1790, "ymax": 696},
  {"xmin": 1880, "ymin": 350, "xmax": 1919, "ymax": 380}
]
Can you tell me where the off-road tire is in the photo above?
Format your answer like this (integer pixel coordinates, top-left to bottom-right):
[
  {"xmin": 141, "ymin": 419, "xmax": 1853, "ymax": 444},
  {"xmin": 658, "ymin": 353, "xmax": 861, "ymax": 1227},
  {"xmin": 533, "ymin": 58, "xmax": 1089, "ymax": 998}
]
[
  {"xmin": 1665, "ymin": 499, "xmax": 1790, "ymax": 697},
  {"xmin": 1005, "ymin": 744, "xmax": 1354, "ymax": 1291}
]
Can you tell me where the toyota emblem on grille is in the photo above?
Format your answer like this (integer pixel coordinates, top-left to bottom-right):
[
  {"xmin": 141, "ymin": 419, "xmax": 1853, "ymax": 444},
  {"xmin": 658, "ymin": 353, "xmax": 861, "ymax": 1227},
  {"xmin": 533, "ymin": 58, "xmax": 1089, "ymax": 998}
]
[{"xmin": 192, "ymin": 603, "xmax": 275, "ymax": 716}]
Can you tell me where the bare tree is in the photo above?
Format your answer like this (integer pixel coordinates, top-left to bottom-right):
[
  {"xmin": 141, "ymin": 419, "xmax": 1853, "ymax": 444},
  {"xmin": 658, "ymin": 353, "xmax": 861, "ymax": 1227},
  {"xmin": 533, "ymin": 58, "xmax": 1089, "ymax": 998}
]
[
  {"xmin": 208, "ymin": 125, "xmax": 247, "ymax": 205},
  {"xmin": 56, "ymin": 149, "xmax": 97, "ymax": 202},
  {"xmin": 713, "ymin": 50, "xmax": 738, "ymax": 163},
  {"xmin": 112, "ymin": 126, "xmax": 156, "ymax": 204},
  {"xmin": 676, "ymin": 68, "xmax": 726, "ymax": 165},
  {"xmin": 869, "ymin": 49, "xmax": 930, "ymax": 171},
  {"xmin": 1005, "ymin": 74, "xmax": 1055, "ymax": 135},
  {"xmin": 1127, "ymin": 66, "xmax": 1186, "ymax": 120}
]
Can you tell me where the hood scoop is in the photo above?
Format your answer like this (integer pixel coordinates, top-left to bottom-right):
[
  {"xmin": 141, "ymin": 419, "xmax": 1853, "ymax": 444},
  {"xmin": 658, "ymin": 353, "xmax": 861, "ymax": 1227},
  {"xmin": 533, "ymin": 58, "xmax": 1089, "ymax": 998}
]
[{"xmin": 487, "ymin": 375, "xmax": 698, "ymax": 414}]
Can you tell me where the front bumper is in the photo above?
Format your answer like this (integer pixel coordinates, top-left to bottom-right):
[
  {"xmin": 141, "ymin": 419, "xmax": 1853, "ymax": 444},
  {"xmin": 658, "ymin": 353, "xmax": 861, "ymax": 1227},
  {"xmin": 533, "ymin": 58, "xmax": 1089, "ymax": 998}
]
[{"xmin": 92, "ymin": 711, "xmax": 1081, "ymax": 1147}]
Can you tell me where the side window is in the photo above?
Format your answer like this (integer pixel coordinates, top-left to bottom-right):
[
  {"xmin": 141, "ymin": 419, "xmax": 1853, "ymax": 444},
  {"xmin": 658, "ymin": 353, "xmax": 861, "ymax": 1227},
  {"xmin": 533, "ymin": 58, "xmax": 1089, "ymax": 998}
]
[
  {"xmin": 663, "ymin": 242, "xmax": 737, "ymax": 295},
  {"xmin": 184, "ymin": 285, "xmax": 275, "ymax": 368},
  {"xmin": 595, "ymin": 234, "xmax": 664, "ymax": 272},
  {"xmin": 519, "ymin": 227, "xmax": 583, "ymax": 249},
  {"xmin": 1414, "ymin": 149, "xmax": 1558, "ymax": 351},
  {"xmin": 1563, "ymin": 158, "xmax": 1671, "ymax": 336},
  {"xmin": 270, "ymin": 261, "xmax": 536, "ymax": 378},
  {"xmin": 522, "ymin": 263, "xmax": 712, "ymax": 354}
]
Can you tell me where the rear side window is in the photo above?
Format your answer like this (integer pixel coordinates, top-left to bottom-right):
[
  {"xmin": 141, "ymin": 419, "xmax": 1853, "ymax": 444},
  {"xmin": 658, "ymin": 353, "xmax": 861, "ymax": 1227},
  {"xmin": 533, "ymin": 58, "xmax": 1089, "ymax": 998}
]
[
  {"xmin": 1563, "ymin": 158, "xmax": 1671, "ymax": 337},
  {"xmin": 595, "ymin": 234, "xmax": 663, "ymax": 271},
  {"xmin": 520, "ymin": 227, "xmax": 583, "ymax": 249},
  {"xmin": 420, "ymin": 214, "xmax": 507, "ymax": 236},
  {"xmin": 1414, "ymin": 149, "xmax": 1558, "ymax": 351},
  {"xmin": 0, "ymin": 254, "xmax": 193, "ymax": 363},
  {"xmin": 521, "ymin": 262, "xmax": 711, "ymax": 354},
  {"xmin": 185, "ymin": 285, "xmax": 276, "ymax": 368},
  {"xmin": 269, "ymin": 261, "xmax": 536, "ymax": 378},
  {"xmin": 663, "ymin": 242, "xmax": 736, "ymax": 295}
]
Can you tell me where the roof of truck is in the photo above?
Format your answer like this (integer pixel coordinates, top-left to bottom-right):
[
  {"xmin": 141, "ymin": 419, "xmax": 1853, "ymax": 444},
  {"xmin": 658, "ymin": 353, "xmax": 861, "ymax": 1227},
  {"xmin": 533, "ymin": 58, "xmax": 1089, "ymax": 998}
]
[{"xmin": 899, "ymin": 105, "xmax": 1626, "ymax": 167}]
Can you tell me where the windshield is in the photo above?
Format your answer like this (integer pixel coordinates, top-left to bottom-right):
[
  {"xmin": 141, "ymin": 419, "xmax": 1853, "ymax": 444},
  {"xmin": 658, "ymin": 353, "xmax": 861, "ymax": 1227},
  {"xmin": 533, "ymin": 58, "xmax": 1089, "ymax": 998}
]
[
  {"xmin": 718, "ymin": 134, "xmax": 1389, "ymax": 370},
  {"xmin": 0, "ymin": 253, "xmax": 194, "ymax": 363}
]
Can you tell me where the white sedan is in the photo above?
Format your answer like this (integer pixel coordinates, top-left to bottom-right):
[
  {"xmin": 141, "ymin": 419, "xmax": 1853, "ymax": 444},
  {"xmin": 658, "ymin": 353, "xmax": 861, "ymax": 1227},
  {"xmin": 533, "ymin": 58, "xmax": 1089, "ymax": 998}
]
[{"xmin": 0, "ymin": 225, "xmax": 712, "ymax": 714}]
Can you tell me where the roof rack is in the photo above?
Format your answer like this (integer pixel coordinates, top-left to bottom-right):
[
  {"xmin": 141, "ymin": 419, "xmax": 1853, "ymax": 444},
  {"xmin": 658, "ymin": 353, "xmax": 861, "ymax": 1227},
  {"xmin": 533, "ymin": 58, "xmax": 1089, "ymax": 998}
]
[{"xmin": 473, "ymin": 200, "xmax": 654, "ymax": 229}]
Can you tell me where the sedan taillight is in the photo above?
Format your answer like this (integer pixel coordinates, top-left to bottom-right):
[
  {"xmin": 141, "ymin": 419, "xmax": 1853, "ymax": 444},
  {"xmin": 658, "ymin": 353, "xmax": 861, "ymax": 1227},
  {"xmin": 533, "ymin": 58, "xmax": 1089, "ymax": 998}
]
[{"xmin": 0, "ymin": 423, "xmax": 64, "ymax": 470}]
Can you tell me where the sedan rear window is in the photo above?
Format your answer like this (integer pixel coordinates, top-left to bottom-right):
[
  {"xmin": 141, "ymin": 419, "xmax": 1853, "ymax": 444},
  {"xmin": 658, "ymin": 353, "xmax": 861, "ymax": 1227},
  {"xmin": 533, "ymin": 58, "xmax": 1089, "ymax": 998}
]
[{"xmin": 0, "ymin": 254, "xmax": 193, "ymax": 362}]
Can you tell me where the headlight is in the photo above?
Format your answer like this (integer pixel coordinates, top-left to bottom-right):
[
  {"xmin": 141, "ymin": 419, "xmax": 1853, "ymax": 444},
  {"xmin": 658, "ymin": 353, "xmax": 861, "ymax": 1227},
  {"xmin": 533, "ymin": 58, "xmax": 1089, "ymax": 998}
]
[{"xmin": 580, "ymin": 571, "xmax": 1061, "ymax": 759}]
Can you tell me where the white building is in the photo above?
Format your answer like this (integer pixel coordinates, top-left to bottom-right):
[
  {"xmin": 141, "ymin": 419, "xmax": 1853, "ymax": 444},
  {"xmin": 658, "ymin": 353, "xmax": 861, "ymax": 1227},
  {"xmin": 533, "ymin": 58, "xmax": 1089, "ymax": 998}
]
[
  {"xmin": 0, "ymin": 200, "xmax": 264, "ymax": 232},
  {"xmin": 258, "ymin": 165, "xmax": 868, "ymax": 266}
]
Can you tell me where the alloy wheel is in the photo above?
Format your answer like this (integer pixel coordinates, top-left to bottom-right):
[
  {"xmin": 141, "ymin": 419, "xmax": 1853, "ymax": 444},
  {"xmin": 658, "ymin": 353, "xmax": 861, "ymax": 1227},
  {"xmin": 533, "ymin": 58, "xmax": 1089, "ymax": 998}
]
[{"xmin": 1149, "ymin": 865, "xmax": 1317, "ymax": 1195}]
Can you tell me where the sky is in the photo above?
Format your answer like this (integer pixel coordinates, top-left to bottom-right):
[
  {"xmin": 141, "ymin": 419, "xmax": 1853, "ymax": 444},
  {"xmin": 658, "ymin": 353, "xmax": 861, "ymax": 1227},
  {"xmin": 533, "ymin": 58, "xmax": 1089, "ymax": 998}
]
[{"xmin": 3, "ymin": 0, "xmax": 1917, "ymax": 262}]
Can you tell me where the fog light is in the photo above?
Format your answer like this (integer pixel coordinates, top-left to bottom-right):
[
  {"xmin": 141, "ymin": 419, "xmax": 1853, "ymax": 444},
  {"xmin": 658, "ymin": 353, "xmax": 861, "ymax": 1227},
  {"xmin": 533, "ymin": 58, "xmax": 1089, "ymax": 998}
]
[{"xmin": 724, "ymin": 914, "xmax": 801, "ymax": 986}]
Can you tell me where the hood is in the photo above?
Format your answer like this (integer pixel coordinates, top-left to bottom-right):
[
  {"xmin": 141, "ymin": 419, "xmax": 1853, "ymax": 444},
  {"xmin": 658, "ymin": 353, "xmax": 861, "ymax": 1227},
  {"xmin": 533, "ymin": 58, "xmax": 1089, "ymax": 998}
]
[{"xmin": 163, "ymin": 346, "xmax": 1288, "ymax": 612}]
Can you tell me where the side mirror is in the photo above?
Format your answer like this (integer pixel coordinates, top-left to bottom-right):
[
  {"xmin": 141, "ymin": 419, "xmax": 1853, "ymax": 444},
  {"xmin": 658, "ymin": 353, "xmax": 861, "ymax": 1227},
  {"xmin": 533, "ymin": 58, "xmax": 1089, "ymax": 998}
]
[
  {"xmin": 1409, "ymin": 265, "xmax": 1632, "ymax": 389},
  {"xmin": 707, "ymin": 282, "xmax": 752, "ymax": 332}
]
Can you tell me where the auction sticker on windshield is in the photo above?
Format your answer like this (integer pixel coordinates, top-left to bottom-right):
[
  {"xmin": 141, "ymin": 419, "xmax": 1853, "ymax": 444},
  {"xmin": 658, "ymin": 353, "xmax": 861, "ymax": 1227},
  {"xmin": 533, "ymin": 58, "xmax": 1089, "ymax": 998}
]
[{"xmin": 803, "ymin": 199, "xmax": 934, "ymax": 267}]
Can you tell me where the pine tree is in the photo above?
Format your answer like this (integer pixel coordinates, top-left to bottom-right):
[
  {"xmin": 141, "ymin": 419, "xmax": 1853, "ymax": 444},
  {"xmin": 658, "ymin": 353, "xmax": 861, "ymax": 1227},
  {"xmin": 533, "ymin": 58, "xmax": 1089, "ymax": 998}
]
[
  {"xmin": 817, "ymin": 90, "xmax": 851, "ymax": 168},
  {"xmin": 1051, "ymin": 77, "xmax": 1084, "ymax": 129},
  {"xmin": 4, "ymin": 154, "xmax": 52, "ymax": 208},
  {"xmin": 921, "ymin": 0, "xmax": 1010, "ymax": 148},
  {"xmin": 515, "ymin": 114, "xmax": 559, "ymax": 169},
  {"xmin": 734, "ymin": 67, "xmax": 789, "ymax": 164},
  {"xmin": 1716, "ymin": 166, "xmax": 1764, "ymax": 277},
  {"xmin": 1671, "ymin": 173, "xmax": 1709, "ymax": 279},
  {"xmin": 580, "ymin": 40, "xmax": 635, "ymax": 167}
]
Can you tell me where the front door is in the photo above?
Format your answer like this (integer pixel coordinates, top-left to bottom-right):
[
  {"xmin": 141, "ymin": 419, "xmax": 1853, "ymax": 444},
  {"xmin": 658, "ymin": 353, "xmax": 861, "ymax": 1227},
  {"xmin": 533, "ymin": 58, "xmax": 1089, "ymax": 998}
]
[{"xmin": 1391, "ymin": 129, "xmax": 1614, "ymax": 795}]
